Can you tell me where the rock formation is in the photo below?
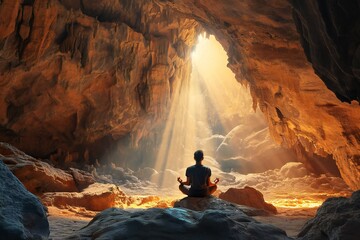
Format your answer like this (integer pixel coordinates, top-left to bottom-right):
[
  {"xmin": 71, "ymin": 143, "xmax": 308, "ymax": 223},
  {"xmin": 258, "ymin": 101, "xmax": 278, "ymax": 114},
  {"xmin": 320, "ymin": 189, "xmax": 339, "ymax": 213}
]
[
  {"xmin": 0, "ymin": 0, "xmax": 199, "ymax": 164},
  {"xmin": 219, "ymin": 187, "xmax": 277, "ymax": 214},
  {"xmin": 298, "ymin": 190, "xmax": 360, "ymax": 240},
  {"xmin": 0, "ymin": 1, "xmax": 359, "ymax": 190},
  {"xmin": 67, "ymin": 206, "xmax": 290, "ymax": 240},
  {"xmin": 0, "ymin": 142, "xmax": 94, "ymax": 194},
  {"xmin": 0, "ymin": 160, "xmax": 49, "ymax": 240},
  {"xmin": 42, "ymin": 183, "xmax": 129, "ymax": 211}
]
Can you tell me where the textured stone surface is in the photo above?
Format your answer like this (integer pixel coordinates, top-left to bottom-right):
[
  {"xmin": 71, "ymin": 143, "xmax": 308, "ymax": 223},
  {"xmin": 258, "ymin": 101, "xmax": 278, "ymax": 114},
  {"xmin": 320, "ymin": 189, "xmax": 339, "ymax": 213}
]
[
  {"xmin": 0, "ymin": 1, "xmax": 359, "ymax": 190},
  {"xmin": 67, "ymin": 207, "xmax": 290, "ymax": 240},
  {"xmin": 298, "ymin": 190, "xmax": 360, "ymax": 240},
  {"xmin": 0, "ymin": 0, "xmax": 199, "ymax": 164},
  {"xmin": 41, "ymin": 183, "xmax": 129, "ymax": 211},
  {"xmin": 291, "ymin": 0, "xmax": 360, "ymax": 102},
  {"xmin": 0, "ymin": 142, "xmax": 78, "ymax": 194},
  {"xmin": 0, "ymin": 160, "xmax": 49, "ymax": 240},
  {"xmin": 219, "ymin": 187, "xmax": 277, "ymax": 214},
  {"xmin": 174, "ymin": 196, "xmax": 271, "ymax": 216}
]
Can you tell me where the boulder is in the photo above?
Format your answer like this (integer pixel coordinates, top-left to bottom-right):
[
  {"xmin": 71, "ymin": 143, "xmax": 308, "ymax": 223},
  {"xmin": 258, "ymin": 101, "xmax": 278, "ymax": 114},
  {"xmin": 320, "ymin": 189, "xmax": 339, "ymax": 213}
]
[
  {"xmin": 219, "ymin": 186, "xmax": 277, "ymax": 214},
  {"xmin": 0, "ymin": 160, "xmax": 49, "ymax": 239},
  {"xmin": 298, "ymin": 190, "xmax": 360, "ymax": 240},
  {"xmin": 174, "ymin": 196, "xmax": 271, "ymax": 216},
  {"xmin": 67, "ymin": 207, "xmax": 291, "ymax": 240},
  {"xmin": 69, "ymin": 167, "xmax": 95, "ymax": 191},
  {"xmin": 0, "ymin": 142, "xmax": 78, "ymax": 194},
  {"xmin": 41, "ymin": 183, "xmax": 130, "ymax": 211}
]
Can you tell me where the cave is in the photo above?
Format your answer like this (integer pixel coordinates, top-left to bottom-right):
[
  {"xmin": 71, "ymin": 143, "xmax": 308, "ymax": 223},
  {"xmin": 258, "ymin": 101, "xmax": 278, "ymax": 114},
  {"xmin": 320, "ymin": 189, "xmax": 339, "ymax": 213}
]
[{"xmin": 0, "ymin": 0, "xmax": 359, "ymax": 239}]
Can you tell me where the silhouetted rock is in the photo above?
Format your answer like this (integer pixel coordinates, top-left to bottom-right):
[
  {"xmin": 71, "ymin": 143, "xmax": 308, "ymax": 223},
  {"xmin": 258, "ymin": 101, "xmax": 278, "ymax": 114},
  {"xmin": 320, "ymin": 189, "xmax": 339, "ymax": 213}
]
[
  {"xmin": 174, "ymin": 196, "xmax": 271, "ymax": 216},
  {"xmin": 219, "ymin": 187, "xmax": 277, "ymax": 214},
  {"xmin": 0, "ymin": 160, "xmax": 49, "ymax": 240},
  {"xmin": 41, "ymin": 183, "xmax": 129, "ymax": 211},
  {"xmin": 0, "ymin": 142, "xmax": 78, "ymax": 194},
  {"xmin": 67, "ymin": 207, "xmax": 290, "ymax": 240},
  {"xmin": 298, "ymin": 190, "xmax": 360, "ymax": 240}
]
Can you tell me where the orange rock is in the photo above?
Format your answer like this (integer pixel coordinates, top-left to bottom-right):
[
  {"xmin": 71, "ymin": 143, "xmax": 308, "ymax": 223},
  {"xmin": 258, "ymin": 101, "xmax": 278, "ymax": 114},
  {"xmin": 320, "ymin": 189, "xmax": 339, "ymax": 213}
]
[
  {"xmin": 219, "ymin": 186, "xmax": 277, "ymax": 214},
  {"xmin": 41, "ymin": 183, "xmax": 129, "ymax": 211}
]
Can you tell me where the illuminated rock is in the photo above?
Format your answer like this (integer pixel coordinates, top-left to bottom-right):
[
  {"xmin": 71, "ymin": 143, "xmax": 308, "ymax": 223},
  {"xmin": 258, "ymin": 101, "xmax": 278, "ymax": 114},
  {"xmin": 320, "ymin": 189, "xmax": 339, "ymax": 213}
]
[
  {"xmin": 67, "ymin": 207, "xmax": 290, "ymax": 240},
  {"xmin": 0, "ymin": 160, "xmax": 49, "ymax": 240},
  {"xmin": 219, "ymin": 187, "xmax": 277, "ymax": 214},
  {"xmin": 0, "ymin": 0, "xmax": 198, "ymax": 164},
  {"xmin": 298, "ymin": 190, "xmax": 360, "ymax": 240},
  {"xmin": 0, "ymin": 142, "xmax": 78, "ymax": 194},
  {"xmin": 41, "ymin": 183, "xmax": 130, "ymax": 211}
]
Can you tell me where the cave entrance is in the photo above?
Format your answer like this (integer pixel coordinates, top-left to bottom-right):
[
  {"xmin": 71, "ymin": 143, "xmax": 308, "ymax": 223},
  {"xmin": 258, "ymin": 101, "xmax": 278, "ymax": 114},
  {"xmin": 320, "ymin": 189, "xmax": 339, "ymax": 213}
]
[
  {"xmin": 153, "ymin": 34, "xmax": 296, "ymax": 185},
  {"xmin": 146, "ymin": 34, "xmax": 351, "ymax": 208}
]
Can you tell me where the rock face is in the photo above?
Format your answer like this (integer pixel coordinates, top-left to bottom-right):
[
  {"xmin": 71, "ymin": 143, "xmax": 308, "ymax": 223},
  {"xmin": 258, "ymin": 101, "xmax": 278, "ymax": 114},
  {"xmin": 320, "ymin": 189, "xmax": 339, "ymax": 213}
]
[
  {"xmin": 298, "ymin": 190, "xmax": 360, "ymax": 240},
  {"xmin": 0, "ymin": 142, "xmax": 78, "ymax": 194},
  {"xmin": 42, "ymin": 183, "xmax": 129, "ymax": 211},
  {"xmin": 0, "ymin": 160, "xmax": 49, "ymax": 240},
  {"xmin": 291, "ymin": 0, "xmax": 360, "ymax": 102},
  {"xmin": 0, "ymin": 142, "xmax": 98, "ymax": 194},
  {"xmin": 0, "ymin": 0, "xmax": 199, "ymax": 163},
  {"xmin": 67, "ymin": 206, "xmax": 290, "ymax": 240},
  {"xmin": 0, "ymin": 0, "xmax": 359, "ymax": 190},
  {"xmin": 219, "ymin": 187, "xmax": 277, "ymax": 214}
]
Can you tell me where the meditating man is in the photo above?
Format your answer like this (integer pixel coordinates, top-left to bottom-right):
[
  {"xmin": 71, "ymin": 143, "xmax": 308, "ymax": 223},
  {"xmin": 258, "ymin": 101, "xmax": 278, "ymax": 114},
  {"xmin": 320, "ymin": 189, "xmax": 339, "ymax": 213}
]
[{"xmin": 178, "ymin": 150, "xmax": 219, "ymax": 197}]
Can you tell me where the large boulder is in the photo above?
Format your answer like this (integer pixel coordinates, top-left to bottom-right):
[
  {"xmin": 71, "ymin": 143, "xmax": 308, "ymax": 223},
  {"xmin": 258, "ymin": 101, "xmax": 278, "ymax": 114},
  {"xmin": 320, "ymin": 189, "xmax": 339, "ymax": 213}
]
[
  {"xmin": 0, "ymin": 142, "xmax": 78, "ymax": 194},
  {"xmin": 41, "ymin": 183, "xmax": 130, "ymax": 211},
  {"xmin": 298, "ymin": 190, "xmax": 360, "ymax": 240},
  {"xmin": 67, "ymin": 207, "xmax": 290, "ymax": 240},
  {"xmin": 0, "ymin": 160, "xmax": 49, "ymax": 239},
  {"xmin": 174, "ymin": 196, "xmax": 271, "ymax": 216},
  {"xmin": 219, "ymin": 187, "xmax": 277, "ymax": 214}
]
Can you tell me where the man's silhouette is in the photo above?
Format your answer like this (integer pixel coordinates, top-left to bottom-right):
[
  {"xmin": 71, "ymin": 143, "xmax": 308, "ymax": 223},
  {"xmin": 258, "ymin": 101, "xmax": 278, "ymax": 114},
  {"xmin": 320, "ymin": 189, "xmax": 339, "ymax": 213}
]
[{"xmin": 178, "ymin": 150, "xmax": 219, "ymax": 197}]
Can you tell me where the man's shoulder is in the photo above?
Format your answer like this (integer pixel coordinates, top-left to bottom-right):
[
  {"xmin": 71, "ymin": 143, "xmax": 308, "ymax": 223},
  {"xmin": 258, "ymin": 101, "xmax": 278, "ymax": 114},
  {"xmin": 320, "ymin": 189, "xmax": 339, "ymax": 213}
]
[{"xmin": 186, "ymin": 165, "xmax": 195, "ymax": 172}]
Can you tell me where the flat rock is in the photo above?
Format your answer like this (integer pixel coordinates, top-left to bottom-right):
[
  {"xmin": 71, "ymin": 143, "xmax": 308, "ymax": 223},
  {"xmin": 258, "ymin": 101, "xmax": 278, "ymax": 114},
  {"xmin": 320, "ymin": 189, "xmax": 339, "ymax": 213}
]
[
  {"xmin": 41, "ymin": 183, "xmax": 130, "ymax": 211},
  {"xmin": 298, "ymin": 190, "xmax": 360, "ymax": 240},
  {"xmin": 219, "ymin": 186, "xmax": 277, "ymax": 214},
  {"xmin": 174, "ymin": 196, "xmax": 271, "ymax": 216},
  {"xmin": 67, "ymin": 207, "xmax": 291, "ymax": 240},
  {"xmin": 0, "ymin": 160, "xmax": 49, "ymax": 240}
]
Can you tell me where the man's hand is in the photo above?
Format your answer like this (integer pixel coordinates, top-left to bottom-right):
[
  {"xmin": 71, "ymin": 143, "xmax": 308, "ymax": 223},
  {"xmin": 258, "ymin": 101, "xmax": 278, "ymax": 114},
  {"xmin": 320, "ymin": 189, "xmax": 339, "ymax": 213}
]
[
  {"xmin": 214, "ymin": 178, "xmax": 220, "ymax": 184},
  {"xmin": 177, "ymin": 177, "xmax": 183, "ymax": 184}
]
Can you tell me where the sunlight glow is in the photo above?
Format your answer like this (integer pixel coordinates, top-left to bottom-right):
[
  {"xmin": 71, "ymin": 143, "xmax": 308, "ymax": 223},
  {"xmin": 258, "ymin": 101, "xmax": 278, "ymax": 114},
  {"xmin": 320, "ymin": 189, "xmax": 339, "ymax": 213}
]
[{"xmin": 152, "ymin": 34, "xmax": 253, "ymax": 187}]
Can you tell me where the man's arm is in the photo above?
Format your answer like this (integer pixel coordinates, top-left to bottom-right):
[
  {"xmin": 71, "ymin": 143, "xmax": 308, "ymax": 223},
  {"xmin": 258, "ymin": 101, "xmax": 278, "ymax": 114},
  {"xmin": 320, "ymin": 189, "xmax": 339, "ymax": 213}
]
[
  {"xmin": 207, "ymin": 177, "xmax": 219, "ymax": 186},
  {"xmin": 178, "ymin": 177, "xmax": 191, "ymax": 185}
]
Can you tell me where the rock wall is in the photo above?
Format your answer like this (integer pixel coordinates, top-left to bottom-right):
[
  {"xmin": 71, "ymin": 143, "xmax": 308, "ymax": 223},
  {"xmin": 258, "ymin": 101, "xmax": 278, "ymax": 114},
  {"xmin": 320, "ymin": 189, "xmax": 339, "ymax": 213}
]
[
  {"xmin": 0, "ymin": 1, "xmax": 359, "ymax": 190},
  {"xmin": 0, "ymin": 0, "xmax": 199, "ymax": 163}
]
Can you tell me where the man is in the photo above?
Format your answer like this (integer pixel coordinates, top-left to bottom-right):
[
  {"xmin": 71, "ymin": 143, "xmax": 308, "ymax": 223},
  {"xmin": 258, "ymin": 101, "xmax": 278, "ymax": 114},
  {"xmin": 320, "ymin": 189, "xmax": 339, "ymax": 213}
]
[{"xmin": 177, "ymin": 150, "xmax": 219, "ymax": 197}]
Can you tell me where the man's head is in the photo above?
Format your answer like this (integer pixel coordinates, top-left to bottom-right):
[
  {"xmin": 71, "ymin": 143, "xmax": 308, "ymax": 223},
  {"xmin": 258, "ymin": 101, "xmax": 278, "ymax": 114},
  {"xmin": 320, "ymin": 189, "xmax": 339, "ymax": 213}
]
[{"xmin": 194, "ymin": 150, "xmax": 204, "ymax": 162}]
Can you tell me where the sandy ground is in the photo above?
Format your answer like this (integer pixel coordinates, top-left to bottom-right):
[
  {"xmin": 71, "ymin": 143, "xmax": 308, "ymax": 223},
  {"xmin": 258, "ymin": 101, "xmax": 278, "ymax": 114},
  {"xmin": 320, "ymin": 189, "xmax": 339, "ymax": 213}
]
[
  {"xmin": 48, "ymin": 207, "xmax": 95, "ymax": 240},
  {"xmin": 48, "ymin": 206, "xmax": 315, "ymax": 239}
]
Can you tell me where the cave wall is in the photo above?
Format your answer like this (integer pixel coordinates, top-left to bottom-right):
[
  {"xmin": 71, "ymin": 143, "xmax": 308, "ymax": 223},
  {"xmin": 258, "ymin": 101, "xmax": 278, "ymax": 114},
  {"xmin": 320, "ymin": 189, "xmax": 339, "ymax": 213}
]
[
  {"xmin": 0, "ymin": 0, "xmax": 359, "ymax": 189},
  {"xmin": 291, "ymin": 0, "xmax": 360, "ymax": 103},
  {"xmin": 0, "ymin": 0, "xmax": 199, "ymax": 162}
]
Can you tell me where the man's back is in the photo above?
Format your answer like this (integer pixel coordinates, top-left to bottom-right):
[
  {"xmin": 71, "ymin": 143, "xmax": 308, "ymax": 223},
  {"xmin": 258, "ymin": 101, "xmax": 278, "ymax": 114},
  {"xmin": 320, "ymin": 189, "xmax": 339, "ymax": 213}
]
[{"xmin": 186, "ymin": 165, "xmax": 211, "ymax": 196}]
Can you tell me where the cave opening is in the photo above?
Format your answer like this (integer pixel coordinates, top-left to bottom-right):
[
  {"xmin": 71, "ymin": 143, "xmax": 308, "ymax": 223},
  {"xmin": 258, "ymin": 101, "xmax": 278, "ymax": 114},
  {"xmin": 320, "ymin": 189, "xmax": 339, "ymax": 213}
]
[{"xmin": 100, "ymin": 33, "xmax": 351, "ymax": 209}]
